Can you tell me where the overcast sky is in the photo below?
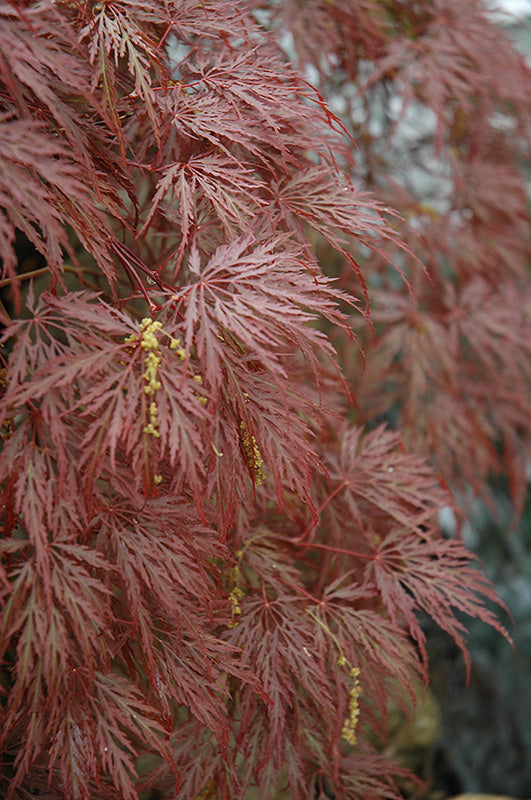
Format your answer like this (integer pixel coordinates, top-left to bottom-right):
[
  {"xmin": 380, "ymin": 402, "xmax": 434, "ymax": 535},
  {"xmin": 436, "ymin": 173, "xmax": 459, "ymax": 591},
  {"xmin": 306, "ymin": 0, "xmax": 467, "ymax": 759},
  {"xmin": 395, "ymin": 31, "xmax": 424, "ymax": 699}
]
[{"xmin": 492, "ymin": 0, "xmax": 531, "ymax": 15}]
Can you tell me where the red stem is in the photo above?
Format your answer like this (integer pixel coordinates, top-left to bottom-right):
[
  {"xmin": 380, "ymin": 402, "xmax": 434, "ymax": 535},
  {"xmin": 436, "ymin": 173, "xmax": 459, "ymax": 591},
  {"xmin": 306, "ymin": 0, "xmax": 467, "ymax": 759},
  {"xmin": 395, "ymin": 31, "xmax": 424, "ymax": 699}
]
[{"xmin": 293, "ymin": 478, "xmax": 348, "ymax": 542}]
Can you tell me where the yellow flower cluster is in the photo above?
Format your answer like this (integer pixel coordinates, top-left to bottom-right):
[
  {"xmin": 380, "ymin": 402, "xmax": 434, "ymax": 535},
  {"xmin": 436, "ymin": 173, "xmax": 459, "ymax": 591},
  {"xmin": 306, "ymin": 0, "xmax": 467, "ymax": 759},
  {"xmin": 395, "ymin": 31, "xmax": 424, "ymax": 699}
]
[
  {"xmin": 227, "ymin": 563, "xmax": 244, "ymax": 629},
  {"xmin": 228, "ymin": 586, "xmax": 244, "ymax": 628},
  {"xmin": 125, "ymin": 317, "xmax": 191, "ymax": 438},
  {"xmin": 303, "ymin": 610, "xmax": 362, "ymax": 747},
  {"xmin": 137, "ymin": 318, "xmax": 163, "ymax": 437},
  {"xmin": 239, "ymin": 421, "xmax": 265, "ymax": 485},
  {"xmin": 339, "ymin": 663, "xmax": 362, "ymax": 746}
]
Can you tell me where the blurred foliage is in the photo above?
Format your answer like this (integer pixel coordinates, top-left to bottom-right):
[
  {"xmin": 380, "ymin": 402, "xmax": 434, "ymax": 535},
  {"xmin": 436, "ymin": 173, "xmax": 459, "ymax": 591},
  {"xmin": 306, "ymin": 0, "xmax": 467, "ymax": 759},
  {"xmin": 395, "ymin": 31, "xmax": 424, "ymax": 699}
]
[{"xmin": 426, "ymin": 482, "xmax": 531, "ymax": 796}]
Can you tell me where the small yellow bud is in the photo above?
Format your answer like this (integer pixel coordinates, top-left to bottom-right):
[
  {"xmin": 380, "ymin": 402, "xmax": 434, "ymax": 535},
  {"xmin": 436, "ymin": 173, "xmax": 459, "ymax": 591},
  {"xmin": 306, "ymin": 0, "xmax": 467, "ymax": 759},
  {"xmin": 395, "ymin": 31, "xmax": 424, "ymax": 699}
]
[{"xmin": 143, "ymin": 423, "xmax": 160, "ymax": 438}]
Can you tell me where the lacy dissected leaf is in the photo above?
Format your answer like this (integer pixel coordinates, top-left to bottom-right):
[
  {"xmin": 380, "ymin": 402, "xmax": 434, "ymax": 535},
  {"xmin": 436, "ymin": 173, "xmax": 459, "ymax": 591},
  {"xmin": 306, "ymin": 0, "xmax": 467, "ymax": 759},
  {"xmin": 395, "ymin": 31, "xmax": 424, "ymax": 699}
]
[
  {"xmin": 0, "ymin": 544, "xmax": 114, "ymax": 797},
  {"xmin": 0, "ymin": 5, "xmax": 121, "ymax": 300},
  {"xmin": 275, "ymin": 168, "xmax": 396, "ymax": 249},
  {"xmin": 161, "ymin": 43, "xmax": 337, "ymax": 167},
  {"xmin": 89, "ymin": 478, "xmax": 258, "ymax": 743},
  {"xmin": 362, "ymin": 0, "xmax": 531, "ymax": 135},
  {"xmin": 140, "ymin": 152, "xmax": 267, "ymax": 244},
  {"xmin": 163, "ymin": 236, "xmax": 348, "ymax": 511},
  {"xmin": 273, "ymin": 168, "xmax": 409, "ymax": 296},
  {"xmin": 202, "ymin": 364, "xmax": 328, "ymax": 527},
  {"xmin": 173, "ymin": 236, "xmax": 345, "ymax": 388},
  {"xmin": 0, "ymin": 120, "xmax": 75, "ymax": 294},
  {"xmin": 323, "ymin": 424, "xmax": 448, "ymax": 536},
  {"xmin": 225, "ymin": 591, "xmax": 335, "ymax": 759},
  {"xmin": 161, "ymin": 723, "xmax": 240, "ymax": 800},
  {"xmin": 304, "ymin": 425, "xmax": 511, "ymax": 678},
  {"xmin": 270, "ymin": 0, "xmax": 388, "ymax": 78},
  {"xmin": 308, "ymin": 578, "xmax": 422, "ymax": 721},
  {"xmin": 354, "ymin": 279, "xmax": 531, "ymax": 503},
  {"xmin": 95, "ymin": 494, "xmax": 222, "ymax": 620},
  {"xmin": 0, "ymin": 543, "xmax": 112, "ymax": 707},
  {"xmin": 215, "ymin": 570, "xmax": 356, "ymax": 791},
  {"xmin": 1, "ymin": 292, "xmax": 212, "ymax": 497},
  {"xmin": 45, "ymin": 671, "xmax": 172, "ymax": 800},
  {"xmin": 79, "ymin": 0, "xmax": 167, "ymax": 157},
  {"xmin": 273, "ymin": 0, "xmax": 531, "ymax": 518},
  {"xmin": 367, "ymin": 526, "xmax": 512, "ymax": 674},
  {"xmin": 233, "ymin": 527, "xmax": 309, "ymax": 593},
  {"xmin": 339, "ymin": 744, "xmax": 415, "ymax": 800}
]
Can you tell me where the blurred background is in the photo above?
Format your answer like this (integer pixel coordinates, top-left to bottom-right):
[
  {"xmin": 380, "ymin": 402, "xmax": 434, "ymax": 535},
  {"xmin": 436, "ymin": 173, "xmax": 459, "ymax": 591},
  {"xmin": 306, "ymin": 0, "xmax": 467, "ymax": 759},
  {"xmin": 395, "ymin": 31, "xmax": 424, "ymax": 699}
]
[
  {"xmin": 267, "ymin": 0, "xmax": 531, "ymax": 795},
  {"xmin": 363, "ymin": 4, "xmax": 531, "ymax": 796}
]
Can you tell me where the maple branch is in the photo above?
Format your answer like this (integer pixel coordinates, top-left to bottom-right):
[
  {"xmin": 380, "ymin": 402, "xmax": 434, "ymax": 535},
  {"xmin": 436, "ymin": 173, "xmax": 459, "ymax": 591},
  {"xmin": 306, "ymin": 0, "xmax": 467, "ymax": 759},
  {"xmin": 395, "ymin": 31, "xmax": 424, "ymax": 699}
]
[
  {"xmin": 294, "ymin": 540, "xmax": 376, "ymax": 560},
  {"xmin": 305, "ymin": 606, "xmax": 349, "ymax": 664},
  {"xmin": 0, "ymin": 264, "xmax": 100, "ymax": 289},
  {"xmin": 293, "ymin": 479, "xmax": 349, "ymax": 542},
  {"xmin": 109, "ymin": 239, "xmax": 176, "ymax": 312},
  {"xmin": 274, "ymin": 576, "xmax": 321, "ymax": 605},
  {"xmin": 0, "ymin": 297, "xmax": 11, "ymax": 324}
]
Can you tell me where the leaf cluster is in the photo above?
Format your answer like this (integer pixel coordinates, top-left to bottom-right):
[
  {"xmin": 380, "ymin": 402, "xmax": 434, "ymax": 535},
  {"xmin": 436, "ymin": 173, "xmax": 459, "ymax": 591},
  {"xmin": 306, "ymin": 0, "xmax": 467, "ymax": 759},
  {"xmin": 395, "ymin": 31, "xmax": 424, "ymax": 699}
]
[{"xmin": 274, "ymin": 0, "xmax": 531, "ymax": 514}]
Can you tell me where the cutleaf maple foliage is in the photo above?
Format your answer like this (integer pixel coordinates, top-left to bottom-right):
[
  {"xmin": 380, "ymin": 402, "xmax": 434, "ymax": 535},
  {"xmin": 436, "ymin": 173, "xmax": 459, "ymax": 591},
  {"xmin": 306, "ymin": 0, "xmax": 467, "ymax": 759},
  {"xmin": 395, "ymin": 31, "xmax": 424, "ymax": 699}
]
[
  {"xmin": 272, "ymin": 0, "xmax": 531, "ymax": 513},
  {"xmin": 0, "ymin": 1, "xmax": 527, "ymax": 799}
]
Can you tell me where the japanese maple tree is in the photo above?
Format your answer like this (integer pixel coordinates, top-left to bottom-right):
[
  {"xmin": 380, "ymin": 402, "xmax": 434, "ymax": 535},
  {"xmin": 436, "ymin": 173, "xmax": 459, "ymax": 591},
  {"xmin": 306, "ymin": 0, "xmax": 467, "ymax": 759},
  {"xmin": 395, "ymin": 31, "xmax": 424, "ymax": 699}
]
[{"xmin": 0, "ymin": 1, "xmax": 528, "ymax": 799}]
